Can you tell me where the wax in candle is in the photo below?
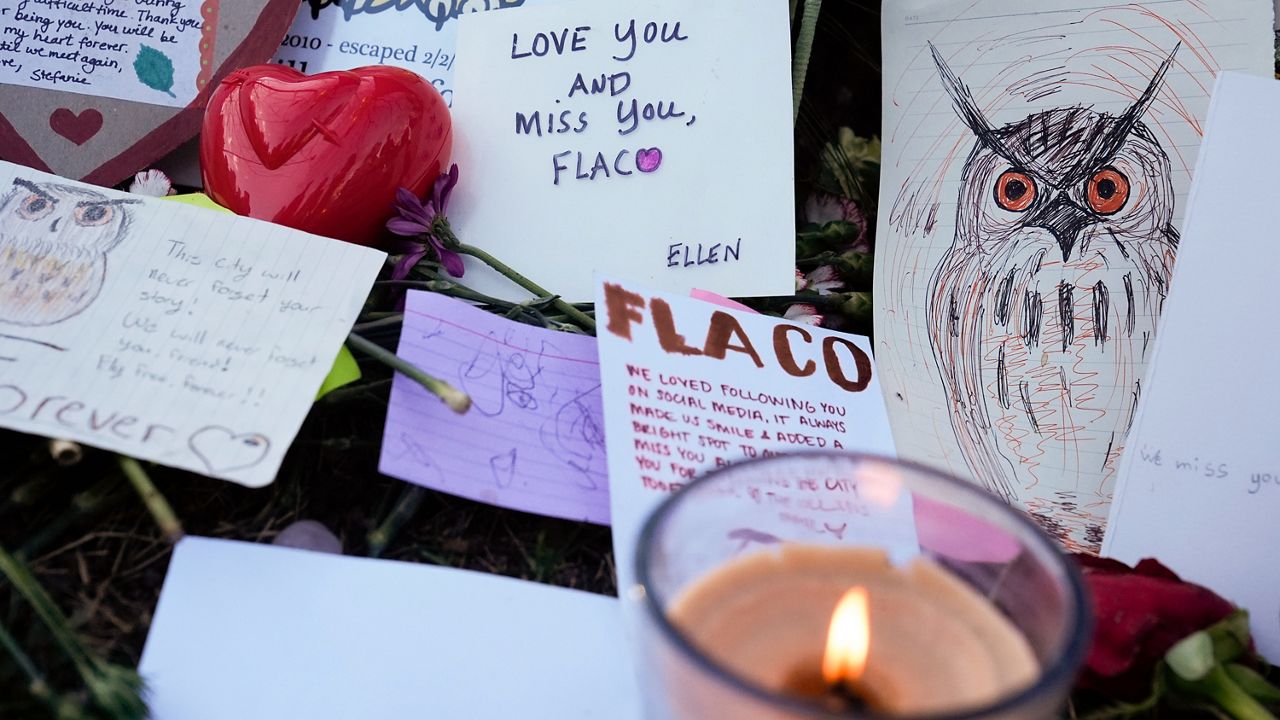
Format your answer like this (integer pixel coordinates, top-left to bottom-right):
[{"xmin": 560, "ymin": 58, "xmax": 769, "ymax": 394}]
[{"xmin": 667, "ymin": 545, "xmax": 1039, "ymax": 716}]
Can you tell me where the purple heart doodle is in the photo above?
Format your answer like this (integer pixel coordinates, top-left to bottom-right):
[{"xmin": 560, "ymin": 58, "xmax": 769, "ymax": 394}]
[{"xmin": 636, "ymin": 147, "xmax": 663, "ymax": 173}]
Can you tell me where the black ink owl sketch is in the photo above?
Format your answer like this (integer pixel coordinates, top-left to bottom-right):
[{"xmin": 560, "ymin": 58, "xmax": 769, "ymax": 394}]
[
  {"xmin": 0, "ymin": 178, "xmax": 137, "ymax": 327},
  {"xmin": 926, "ymin": 45, "xmax": 1180, "ymax": 551}
]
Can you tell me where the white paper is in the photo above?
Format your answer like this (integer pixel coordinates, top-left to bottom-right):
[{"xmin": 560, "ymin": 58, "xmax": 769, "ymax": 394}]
[
  {"xmin": 140, "ymin": 536, "xmax": 640, "ymax": 720},
  {"xmin": 873, "ymin": 0, "xmax": 1273, "ymax": 551},
  {"xmin": 0, "ymin": 161, "xmax": 383, "ymax": 487},
  {"xmin": 1104, "ymin": 73, "xmax": 1280, "ymax": 662},
  {"xmin": 595, "ymin": 278, "xmax": 905, "ymax": 595},
  {"xmin": 449, "ymin": 0, "xmax": 795, "ymax": 303},
  {"xmin": 0, "ymin": 0, "xmax": 208, "ymax": 107},
  {"xmin": 271, "ymin": 0, "xmax": 547, "ymax": 107}
]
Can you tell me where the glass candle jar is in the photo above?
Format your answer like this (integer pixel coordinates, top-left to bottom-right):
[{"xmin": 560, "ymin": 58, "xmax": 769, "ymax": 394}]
[{"xmin": 631, "ymin": 452, "xmax": 1091, "ymax": 719}]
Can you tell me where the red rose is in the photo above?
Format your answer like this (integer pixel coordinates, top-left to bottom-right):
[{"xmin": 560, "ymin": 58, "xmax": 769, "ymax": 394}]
[{"xmin": 1074, "ymin": 554, "xmax": 1237, "ymax": 699}]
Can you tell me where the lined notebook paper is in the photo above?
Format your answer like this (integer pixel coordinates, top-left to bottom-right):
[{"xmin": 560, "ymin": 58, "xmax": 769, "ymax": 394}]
[
  {"xmin": 380, "ymin": 291, "xmax": 608, "ymax": 523},
  {"xmin": 872, "ymin": 0, "xmax": 1273, "ymax": 550},
  {"xmin": 0, "ymin": 162, "xmax": 384, "ymax": 487}
]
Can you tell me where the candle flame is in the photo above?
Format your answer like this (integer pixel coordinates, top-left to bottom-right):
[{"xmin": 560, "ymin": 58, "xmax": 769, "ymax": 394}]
[{"xmin": 822, "ymin": 587, "xmax": 870, "ymax": 686}]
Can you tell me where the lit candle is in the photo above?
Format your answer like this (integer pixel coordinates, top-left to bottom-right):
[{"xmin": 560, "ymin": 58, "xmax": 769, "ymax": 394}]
[{"xmin": 667, "ymin": 545, "xmax": 1040, "ymax": 716}]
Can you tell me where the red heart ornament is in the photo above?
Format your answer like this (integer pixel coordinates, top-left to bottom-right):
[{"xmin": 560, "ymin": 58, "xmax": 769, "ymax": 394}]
[
  {"xmin": 49, "ymin": 109, "xmax": 104, "ymax": 146},
  {"xmin": 201, "ymin": 65, "xmax": 452, "ymax": 248}
]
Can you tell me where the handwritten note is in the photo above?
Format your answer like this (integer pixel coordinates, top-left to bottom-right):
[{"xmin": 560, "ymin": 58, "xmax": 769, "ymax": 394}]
[
  {"xmin": 271, "ymin": 0, "xmax": 544, "ymax": 108},
  {"xmin": 0, "ymin": 161, "xmax": 383, "ymax": 487},
  {"xmin": 873, "ymin": 0, "xmax": 1273, "ymax": 551},
  {"xmin": 380, "ymin": 291, "xmax": 607, "ymax": 523},
  {"xmin": 595, "ymin": 278, "xmax": 906, "ymax": 594},
  {"xmin": 0, "ymin": 0, "xmax": 211, "ymax": 106},
  {"xmin": 1104, "ymin": 73, "xmax": 1280, "ymax": 662},
  {"xmin": 447, "ymin": 0, "xmax": 795, "ymax": 303},
  {"xmin": 140, "ymin": 536, "xmax": 640, "ymax": 719}
]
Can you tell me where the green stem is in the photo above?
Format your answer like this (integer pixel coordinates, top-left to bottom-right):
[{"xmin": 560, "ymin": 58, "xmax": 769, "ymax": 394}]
[
  {"xmin": 1192, "ymin": 666, "xmax": 1278, "ymax": 720},
  {"xmin": 352, "ymin": 314, "xmax": 405, "ymax": 333},
  {"xmin": 117, "ymin": 456, "xmax": 183, "ymax": 543},
  {"xmin": 17, "ymin": 476, "xmax": 127, "ymax": 561},
  {"xmin": 1227, "ymin": 664, "xmax": 1280, "ymax": 703},
  {"xmin": 792, "ymin": 0, "xmax": 823, "ymax": 122},
  {"xmin": 0, "ymin": 546, "xmax": 96, "ymax": 685},
  {"xmin": 0, "ymin": 615, "xmax": 52, "ymax": 702},
  {"xmin": 367, "ymin": 485, "xmax": 426, "ymax": 558},
  {"xmin": 346, "ymin": 332, "xmax": 470, "ymax": 413},
  {"xmin": 455, "ymin": 243, "xmax": 596, "ymax": 332}
]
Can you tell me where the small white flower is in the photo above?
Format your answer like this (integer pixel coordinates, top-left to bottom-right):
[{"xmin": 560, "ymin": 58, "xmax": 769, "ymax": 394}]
[
  {"xmin": 803, "ymin": 265, "xmax": 843, "ymax": 296},
  {"xmin": 784, "ymin": 303, "xmax": 823, "ymax": 327},
  {"xmin": 129, "ymin": 169, "xmax": 172, "ymax": 197}
]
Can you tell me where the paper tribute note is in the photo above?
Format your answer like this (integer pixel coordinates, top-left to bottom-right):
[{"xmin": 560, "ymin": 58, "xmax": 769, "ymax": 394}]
[
  {"xmin": 272, "ymin": 0, "xmax": 546, "ymax": 107},
  {"xmin": 380, "ymin": 291, "xmax": 607, "ymax": 524},
  {"xmin": 0, "ymin": 0, "xmax": 213, "ymax": 107},
  {"xmin": 140, "ymin": 537, "xmax": 640, "ymax": 720},
  {"xmin": 448, "ymin": 0, "xmax": 795, "ymax": 303},
  {"xmin": 0, "ymin": 161, "xmax": 384, "ymax": 487},
  {"xmin": 872, "ymin": 0, "xmax": 1273, "ymax": 552},
  {"xmin": 1105, "ymin": 73, "xmax": 1280, "ymax": 662},
  {"xmin": 595, "ymin": 278, "xmax": 904, "ymax": 593}
]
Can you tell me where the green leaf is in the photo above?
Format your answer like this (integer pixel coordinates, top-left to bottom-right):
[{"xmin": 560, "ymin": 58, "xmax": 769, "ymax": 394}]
[
  {"xmin": 1226, "ymin": 664, "xmax": 1280, "ymax": 704},
  {"xmin": 133, "ymin": 45, "xmax": 176, "ymax": 98}
]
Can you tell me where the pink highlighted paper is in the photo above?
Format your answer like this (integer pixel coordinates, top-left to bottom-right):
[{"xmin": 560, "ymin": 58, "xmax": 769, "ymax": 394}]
[{"xmin": 379, "ymin": 291, "xmax": 608, "ymax": 524}]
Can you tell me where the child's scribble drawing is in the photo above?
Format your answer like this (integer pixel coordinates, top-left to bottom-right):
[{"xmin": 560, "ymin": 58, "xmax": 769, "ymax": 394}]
[
  {"xmin": 0, "ymin": 178, "xmax": 137, "ymax": 327},
  {"xmin": 925, "ymin": 45, "xmax": 1179, "ymax": 549}
]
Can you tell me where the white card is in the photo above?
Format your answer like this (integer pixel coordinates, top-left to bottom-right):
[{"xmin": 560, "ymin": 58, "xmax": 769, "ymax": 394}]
[
  {"xmin": 271, "ymin": 0, "xmax": 548, "ymax": 107},
  {"xmin": 0, "ymin": 0, "xmax": 208, "ymax": 107},
  {"xmin": 0, "ymin": 161, "xmax": 383, "ymax": 486},
  {"xmin": 449, "ymin": 0, "xmax": 795, "ymax": 303},
  {"xmin": 1104, "ymin": 73, "xmax": 1280, "ymax": 662},
  {"xmin": 594, "ymin": 278, "xmax": 904, "ymax": 595},
  {"xmin": 872, "ymin": 0, "xmax": 1273, "ymax": 552},
  {"xmin": 140, "ymin": 536, "xmax": 641, "ymax": 720}
]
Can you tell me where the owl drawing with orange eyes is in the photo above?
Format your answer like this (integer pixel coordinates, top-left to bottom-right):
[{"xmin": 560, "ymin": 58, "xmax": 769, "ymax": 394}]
[
  {"xmin": 926, "ymin": 46, "xmax": 1181, "ymax": 550},
  {"xmin": 0, "ymin": 178, "xmax": 137, "ymax": 327}
]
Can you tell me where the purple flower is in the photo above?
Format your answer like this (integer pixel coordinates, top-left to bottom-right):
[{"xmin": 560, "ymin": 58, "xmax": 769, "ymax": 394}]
[{"xmin": 387, "ymin": 164, "xmax": 464, "ymax": 279}]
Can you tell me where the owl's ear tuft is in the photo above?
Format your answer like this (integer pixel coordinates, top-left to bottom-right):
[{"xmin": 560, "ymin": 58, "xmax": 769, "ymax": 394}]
[
  {"xmin": 1075, "ymin": 44, "xmax": 1180, "ymax": 177},
  {"xmin": 929, "ymin": 43, "xmax": 1021, "ymax": 166}
]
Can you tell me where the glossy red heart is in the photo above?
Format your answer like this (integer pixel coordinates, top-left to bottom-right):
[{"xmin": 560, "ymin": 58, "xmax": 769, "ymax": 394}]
[{"xmin": 201, "ymin": 65, "xmax": 452, "ymax": 248}]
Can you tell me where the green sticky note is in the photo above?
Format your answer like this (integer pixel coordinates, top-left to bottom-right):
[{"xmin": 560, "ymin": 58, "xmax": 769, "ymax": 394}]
[
  {"xmin": 160, "ymin": 194, "xmax": 363, "ymax": 400},
  {"xmin": 166, "ymin": 193, "xmax": 228, "ymax": 213},
  {"xmin": 316, "ymin": 346, "xmax": 361, "ymax": 399}
]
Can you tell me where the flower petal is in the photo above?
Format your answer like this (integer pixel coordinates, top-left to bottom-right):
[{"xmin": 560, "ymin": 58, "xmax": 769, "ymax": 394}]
[
  {"xmin": 393, "ymin": 187, "xmax": 435, "ymax": 226},
  {"xmin": 129, "ymin": 169, "xmax": 173, "ymax": 197},
  {"xmin": 387, "ymin": 218, "xmax": 430, "ymax": 237},
  {"xmin": 438, "ymin": 248, "xmax": 466, "ymax": 278},
  {"xmin": 390, "ymin": 248, "xmax": 428, "ymax": 281},
  {"xmin": 433, "ymin": 164, "xmax": 461, "ymax": 215}
]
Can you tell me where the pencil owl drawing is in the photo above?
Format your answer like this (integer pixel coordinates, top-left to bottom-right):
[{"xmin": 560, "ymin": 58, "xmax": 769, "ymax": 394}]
[
  {"xmin": 926, "ymin": 46, "xmax": 1180, "ymax": 550},
  {"xmin": 0, "ymin": 179, "xmax": 136, "ymax": 327}
]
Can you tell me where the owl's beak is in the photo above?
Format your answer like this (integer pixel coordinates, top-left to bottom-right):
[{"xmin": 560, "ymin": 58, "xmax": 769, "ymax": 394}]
[
  {"xmin": 1027, "ymin": 193, "xmax": 1096, "ymax": 262},
  {"xmin": 48, "ymin": 217, "xmax": 60, "ymax": 233}
]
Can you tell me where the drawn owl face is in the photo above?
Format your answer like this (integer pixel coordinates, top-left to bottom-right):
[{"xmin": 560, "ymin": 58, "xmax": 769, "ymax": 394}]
[
  {"xmin": 0, "ymin": 179, "xmax": 134, "ymax": 254},
  {"xmin": 936, "ymin": 45, "xmax": 1179, "ymax": 263}
]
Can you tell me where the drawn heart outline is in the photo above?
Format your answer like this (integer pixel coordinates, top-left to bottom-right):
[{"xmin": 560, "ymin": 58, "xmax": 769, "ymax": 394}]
[
  {"xmin": 0, "ymin": 0, "xmax": 298, "ymax": 186},
  {"xmin": 189, "ymin": 425, "xmax": 272, "ymax": 475},
  {"xmin": 49, "ymin": 108, "xmax": 104, "ymax": 145}
]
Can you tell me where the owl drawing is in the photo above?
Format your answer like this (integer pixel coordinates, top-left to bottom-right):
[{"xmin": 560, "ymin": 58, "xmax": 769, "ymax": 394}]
[
  {"xmin": 926, "ymin": 46, "xmax": 1180, "ymax": 551},
  {"xmin": 0, "ymin": 179, "xmax": 136, "ymax": 327}
]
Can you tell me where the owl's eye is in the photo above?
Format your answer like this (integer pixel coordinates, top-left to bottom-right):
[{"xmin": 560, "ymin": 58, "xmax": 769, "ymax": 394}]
[
  {"xmin": 994, "ymin": 170, "xmax": 1036, "ymax": 212},
  {"xmin": 17, "ymin": 194, "xmax": 54, "ymax": 221},
  {"xmin": 1086, "ymin": 167, "xmax": 1130, "ymax": 215},
  {"xmin": 74, "ymin": 204, "xmax": 113, "ymax": 227}
]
